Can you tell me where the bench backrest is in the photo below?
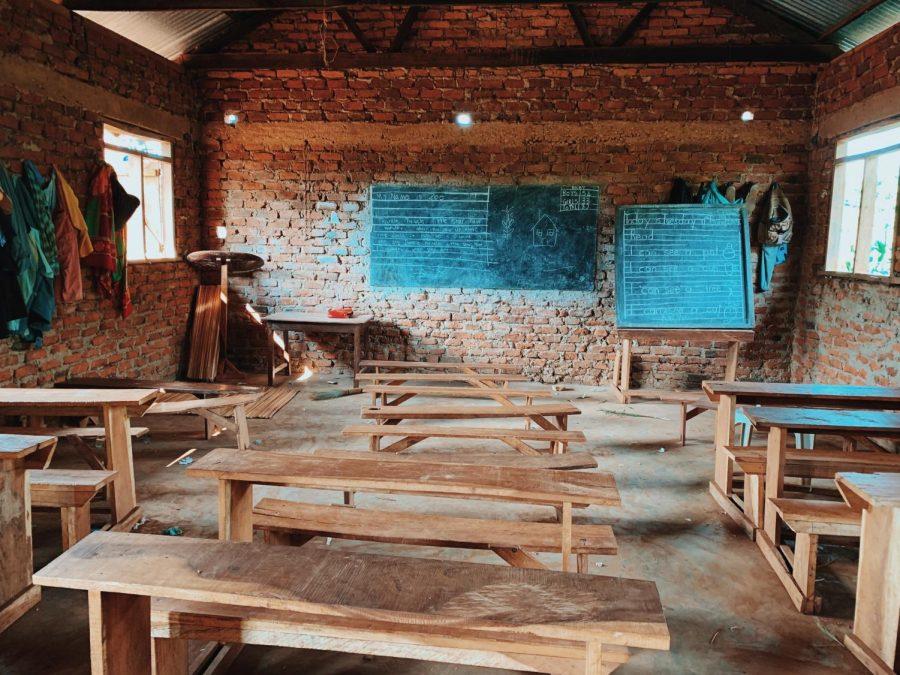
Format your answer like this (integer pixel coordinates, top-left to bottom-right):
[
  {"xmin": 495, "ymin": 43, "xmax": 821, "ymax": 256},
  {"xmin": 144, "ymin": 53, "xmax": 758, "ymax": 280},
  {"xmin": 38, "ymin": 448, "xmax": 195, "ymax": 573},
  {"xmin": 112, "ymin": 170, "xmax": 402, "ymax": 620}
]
[
  {"xmin": 35, "ymin": 531, "xmax": 669, "ymax": 649},
  {"xmin": 188, "ymin": 448, "xmax": 619, "ymax": 506}
]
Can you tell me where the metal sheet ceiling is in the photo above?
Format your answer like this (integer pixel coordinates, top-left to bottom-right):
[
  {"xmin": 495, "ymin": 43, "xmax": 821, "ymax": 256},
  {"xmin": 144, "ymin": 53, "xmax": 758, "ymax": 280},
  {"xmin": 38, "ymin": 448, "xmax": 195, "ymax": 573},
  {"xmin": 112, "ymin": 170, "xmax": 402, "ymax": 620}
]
[
  {"xmin": 78, "ymin": 2, "xmax": 899, "ymax": 61},
  {"xmin": 77, "ymin": 9, "xmax": 232, "ymax": 60}
]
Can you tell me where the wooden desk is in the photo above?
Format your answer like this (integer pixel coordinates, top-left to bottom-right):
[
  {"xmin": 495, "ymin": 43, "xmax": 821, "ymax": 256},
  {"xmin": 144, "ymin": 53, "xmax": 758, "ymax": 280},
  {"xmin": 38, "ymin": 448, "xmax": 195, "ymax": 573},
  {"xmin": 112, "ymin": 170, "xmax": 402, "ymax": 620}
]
[
  {"xmin": 34, "ymin": 531, "xmax": 669, "ymax": 675},
  {"xmin": 188, "ymin": 448, "xmax": 619, "ymax": 571},
  {"xmin": 0, "ymin": 433, "xmax": 57, "ymax": 633},
  {"xmin": 263, "ymin": 312, "xmax": 372, "ymax": 386},
  {"xmin": 705, "ymin": 381, "xmax": 900, "ymax": 537},
  {"xmin": 0, "ymin": 388, "xmax": 159, "ymax": 530},
  {"xmin": 62, "ymin": 377, "xmax": 260, "ymax": 396},
  {"xmin": 836, "ymin": 472, "xmax": 900, "ymax": 675},
  {"xmin": 741, "ymin": 408, "xmax": 900, "ymax": 613},
  {"xmin": 359, "ymin": 359, "xmax": 520, "ymax": 373}
]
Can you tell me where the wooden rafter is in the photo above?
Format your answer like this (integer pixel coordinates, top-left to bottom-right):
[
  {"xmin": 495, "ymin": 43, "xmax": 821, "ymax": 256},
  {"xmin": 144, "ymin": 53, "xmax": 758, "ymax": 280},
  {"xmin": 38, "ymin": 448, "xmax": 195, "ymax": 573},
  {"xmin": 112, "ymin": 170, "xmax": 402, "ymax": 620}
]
[
  {"xmin": 612, "ymin": 1, "xmax": 656, "ymax": 47},
  {"xmin": 566, "ymin": 4, "xmax": 593, "ymax": 47},
  {"xmin": 190, "ymin": 10, "xmax": 281, "ymax": 54},
  {"xmin": 336, "ymin": 7, "xmax": 376, "ymax": 53},
  {"xmin": 185, "ymin": 43, "xmax": 840, "ymax": 69},
  {"xmin": 818, "ymin": 0, "xmax": 887, "ymax": 40},
  {"xmin": 390, "ymin": 5, "xmax": 421, "ymax": 52},
  {"xmin": 63, "ymin": 0, "xmax": 653, "ymax": 9}
]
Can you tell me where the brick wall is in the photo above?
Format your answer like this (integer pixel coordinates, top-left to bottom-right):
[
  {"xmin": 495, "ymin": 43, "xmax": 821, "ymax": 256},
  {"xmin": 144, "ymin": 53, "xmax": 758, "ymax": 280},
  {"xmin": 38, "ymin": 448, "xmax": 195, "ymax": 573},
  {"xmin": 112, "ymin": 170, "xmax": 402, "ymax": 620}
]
[
  {"xmin": 0, "ymin": 0, "xmax": 201, "ymax": 387},
  {"xmin": 792, "ymin": 24, "xmax": 900, "ymax": 386},
  {"xmin": 203, "ymin": 3, "xmax": 815, "ymax": 385}
]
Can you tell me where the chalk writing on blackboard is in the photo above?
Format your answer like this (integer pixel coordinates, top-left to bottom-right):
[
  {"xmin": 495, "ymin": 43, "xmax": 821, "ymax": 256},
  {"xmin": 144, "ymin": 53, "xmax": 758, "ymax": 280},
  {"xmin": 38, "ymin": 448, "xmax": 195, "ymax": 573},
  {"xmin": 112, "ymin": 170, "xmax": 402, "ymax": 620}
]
[
  {"xmin": 615, "ymin": 205, "xmax": 753, "ymax": 329},
  {"xmin": 370, "ymin": 184, "xmax": 599, "ymax": 290}
]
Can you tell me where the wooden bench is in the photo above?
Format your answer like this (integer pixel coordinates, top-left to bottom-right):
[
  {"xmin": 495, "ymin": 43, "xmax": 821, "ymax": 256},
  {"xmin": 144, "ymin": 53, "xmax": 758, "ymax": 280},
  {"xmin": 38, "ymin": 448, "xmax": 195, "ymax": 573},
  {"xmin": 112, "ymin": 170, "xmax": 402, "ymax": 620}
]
[
  {"xmin": 0, "ymin": 426, "xmax": 149, "ymax": 470},
  {"xmin": 363, "ymin": 401, "xmax": 580, "ymax": 433},
  {"xmin": 313, "ymin": 447, "xmax": 598, "ymax": 470},
  {"xmin": 254, "ymin": 498, "xmax": 617, "ymax": 572},
  {"xmin": 343, "ymin": 423, "xmax": 586, "ymax": 455},
  {"xmin": 365, "ymin": 384, "xmax": 554, "ymax": 407},
  {"xmin": 759, "ymin": 498, "xmax": 862, "ymax": 613},
  {"xmin": 358, "ymin": 372, "xmax": 530, "ymax": 384},
  {"xmin": 653, "ymin": 391, "xmax": 717, "ymax": 446},
  {"xmin": 28, "ymin": 469, "xmax": 117, "ymax": 550},
  {"xmin": 61, "ymin": 378, "xmax": 260, "ymax": 451},
  {"xmin": 33, "ymin": 531, "xmax": 669, "ymax": 675},
  {"xmin": 187, "ymin": 449, "xmax": 619, "ymax": 572}
]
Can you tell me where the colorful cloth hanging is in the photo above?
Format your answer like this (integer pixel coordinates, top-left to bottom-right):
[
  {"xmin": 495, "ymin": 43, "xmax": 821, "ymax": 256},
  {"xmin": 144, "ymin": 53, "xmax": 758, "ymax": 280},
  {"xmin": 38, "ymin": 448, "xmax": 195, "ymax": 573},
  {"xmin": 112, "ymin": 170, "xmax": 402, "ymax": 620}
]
[
  {"xmin": 23, "ymin": 160, "xmax": 59, "ymax": 275},
  {"xmin": 53, "ymin": 166, "xmax": 93, "ymax": 303},
  {"xmin": 84, "ymin": 163, "xmax": 138, "ymax": 318}
]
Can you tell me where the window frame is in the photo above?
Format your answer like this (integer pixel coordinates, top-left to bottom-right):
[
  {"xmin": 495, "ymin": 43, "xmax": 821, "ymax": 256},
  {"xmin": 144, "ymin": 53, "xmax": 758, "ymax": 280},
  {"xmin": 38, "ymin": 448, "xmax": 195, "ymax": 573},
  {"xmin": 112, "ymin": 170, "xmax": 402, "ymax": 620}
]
[
  {"xmin": 102, "ymin": 122, "xmax": 178, "ymax": 264},
  {"xmin": 823, "ymin": 118, "xmax": 900, "ymax": 284}
]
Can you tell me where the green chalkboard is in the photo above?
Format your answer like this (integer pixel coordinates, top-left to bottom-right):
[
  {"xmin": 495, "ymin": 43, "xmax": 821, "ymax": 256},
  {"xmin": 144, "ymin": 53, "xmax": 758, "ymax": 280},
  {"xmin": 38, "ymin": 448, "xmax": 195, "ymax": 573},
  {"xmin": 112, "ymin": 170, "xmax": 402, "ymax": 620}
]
[
  {"xmin": 370, "ymin": 184, "xmax": 599, "ymax": 290},
  {"xmin": 615, "ymin": 204, "xmax": 754, "ymax": 329}
]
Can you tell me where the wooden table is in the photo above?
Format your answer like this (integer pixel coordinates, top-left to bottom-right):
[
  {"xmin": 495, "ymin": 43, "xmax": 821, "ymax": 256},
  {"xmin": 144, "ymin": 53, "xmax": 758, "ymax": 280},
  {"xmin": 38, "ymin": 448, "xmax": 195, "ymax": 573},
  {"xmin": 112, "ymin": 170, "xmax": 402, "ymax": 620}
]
[
  {"xmin": 61, "ymin": 377, "xmax": 260, "ymax": 396},
  {"xmin": 263, "ymin": 312, "xmax": 372, "ymax": 386},
  {"xmin": 34, "ymin": 531, "xmax": 670, "ymax": 675},
  {"xmin": 705, "ymin": 381, "xmax": 900, "ymax": 537},
  {"xmin": 0, "ymin": 434, "xmax": 57, "ymax": 634},
  {"xmin": 0, "ymin": 388, "xmax": 160, "ymax": 530},
  {"xmin": 836, "ymin": 472, "xmax": 900, "ymax": 675}
]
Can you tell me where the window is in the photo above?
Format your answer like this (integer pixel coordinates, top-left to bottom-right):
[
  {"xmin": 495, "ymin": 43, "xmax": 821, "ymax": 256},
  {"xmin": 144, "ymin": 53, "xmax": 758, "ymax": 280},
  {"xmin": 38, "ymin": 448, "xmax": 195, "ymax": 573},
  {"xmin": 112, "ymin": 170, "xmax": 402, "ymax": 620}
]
[
  {"xmin": 826, "ymin": 120, "xmax": 900, "ymax": 278},
  {"xmin": 103, "ymin": 123, "xmax": 176, "ymax": 262}
]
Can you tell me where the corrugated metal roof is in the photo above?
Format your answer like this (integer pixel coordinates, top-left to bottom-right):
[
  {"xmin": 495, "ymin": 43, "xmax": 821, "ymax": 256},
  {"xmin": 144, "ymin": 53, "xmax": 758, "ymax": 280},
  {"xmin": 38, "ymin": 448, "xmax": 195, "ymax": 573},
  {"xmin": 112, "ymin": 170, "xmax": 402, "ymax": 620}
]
[
  {"xmin": 77, "ymin": 2, "xmax": 899, "ymax": 61},
  {"xmin": 77, "ymin": 9, "xmax": 232, "ymax": 60}
]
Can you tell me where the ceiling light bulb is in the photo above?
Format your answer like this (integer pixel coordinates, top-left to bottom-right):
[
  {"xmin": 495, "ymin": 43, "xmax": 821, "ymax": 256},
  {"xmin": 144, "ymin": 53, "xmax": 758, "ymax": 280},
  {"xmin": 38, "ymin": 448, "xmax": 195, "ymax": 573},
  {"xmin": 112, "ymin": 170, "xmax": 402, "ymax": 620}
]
[
  {"xmin": 741, "ymin": 110, "xmax": 754, "ymax": 122},
  {"xmin": 455, "ymin": 112, "xmax": 473, "ymax": 127},
  {"xmin": 224, "ymin": 113, "xmax": 239, "ymax": 127}
]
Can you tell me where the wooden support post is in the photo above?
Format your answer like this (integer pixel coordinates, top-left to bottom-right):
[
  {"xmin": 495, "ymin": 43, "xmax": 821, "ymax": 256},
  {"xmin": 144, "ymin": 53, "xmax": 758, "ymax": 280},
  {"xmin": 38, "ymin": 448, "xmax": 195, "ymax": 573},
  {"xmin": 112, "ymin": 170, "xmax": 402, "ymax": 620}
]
[
  {"xmin": 712, "ymin": 395, "xmax": 736, "ymax": 493},
  {"xmin": 152, "ymin": 637, "xmax": 189, "ymax": 675},
  {"xmin": 88, "ymin": 591, "xmax": 151, "ymax": 675},
  {"xmin": 791, "ymin": 532, "xmax": 818, "ymax": 600},
  {"xmin": 217, "ymin": 480, "xmax": 253, "ymax": 542},
  {"xmin": 577, "ymin": 553, "xmax": 589, "ymax": 574},
  {"xmin": 233, "ymin": 405, "xmax": 250, "ymax": 451},
  {"xmin": 724, "ymin": 341, "xmax": 739, "ymax": 381},
  {"xmin": 742, "ymin": 474, "xmax": 765, "ymax": 531},
  {"xmin": 102, "ymin": 404, "xmax": 137, "ymax": 526},
  {"xmin": 561, "ymin": 501, "xmax": 573, "ymax": 573},
  {"xmin": 763, "ymin": 426, "xmax": 788, "ymax": 543},
  {"xmin": 61, "ymin": 504, "xmax": 92, "ymax": 550},
  {"xmin": 584, "ymin": 641, "xmax": 604, "ymax": 675}
]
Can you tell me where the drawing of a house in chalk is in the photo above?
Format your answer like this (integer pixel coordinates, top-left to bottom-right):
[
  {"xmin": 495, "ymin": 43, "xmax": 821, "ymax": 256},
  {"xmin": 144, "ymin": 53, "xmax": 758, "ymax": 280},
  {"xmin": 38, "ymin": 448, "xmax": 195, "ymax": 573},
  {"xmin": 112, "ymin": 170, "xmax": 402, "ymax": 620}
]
[{"xmin": 532, "ymin": 214, "xmax": 559, "ymax": 247}]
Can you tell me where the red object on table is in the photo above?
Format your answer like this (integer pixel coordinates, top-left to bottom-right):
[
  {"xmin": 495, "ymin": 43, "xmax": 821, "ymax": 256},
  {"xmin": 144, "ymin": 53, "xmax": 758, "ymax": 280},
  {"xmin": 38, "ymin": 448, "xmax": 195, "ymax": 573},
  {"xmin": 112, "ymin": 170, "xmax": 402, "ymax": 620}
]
[{"xmin": 328, "ymin": 307, "xmax": 354, "ymax": 319}]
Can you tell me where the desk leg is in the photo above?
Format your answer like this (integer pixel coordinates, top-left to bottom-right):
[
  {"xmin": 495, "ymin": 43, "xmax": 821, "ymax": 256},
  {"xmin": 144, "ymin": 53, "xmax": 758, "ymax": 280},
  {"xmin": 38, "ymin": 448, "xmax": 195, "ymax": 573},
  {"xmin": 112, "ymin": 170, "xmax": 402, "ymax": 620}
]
[
  {"xmin": 0, "ymin": 457, "xmax": 41, "ymax": 634},
  {"xmin": 218, "ymin": 479, "xmax": 253, "ymax": 542},
  {"xmin": 353, "ymin": 326, "xmax": 364, "ymax": 385},
  {"xmin": 763, "ymin": 426, "xmax": 787, "ymax": 543},
  {"xmin": 560, "ymin": 502, "xmax": 573, "ymax": 573},
  {"xmin": 712, "ymin": 395, "xmax": 736, "ymax": 492},
  {"xmin": 103, "ymin": 405, "xmax": 138, "ymax": 528},
  {"xmin": 267, "ymin": 328, "xmax": 276, "ymax": 387},
  {"xmin": 845, "ymin": 506, "xmax": 900, "ymax": 675},
  {"xmin": 88, "ymin": 591, "xmax": 151, "ymax": 675},
  {"xmin": 283, "ymin": 331, "xmax": 292, "ymax": 376}
]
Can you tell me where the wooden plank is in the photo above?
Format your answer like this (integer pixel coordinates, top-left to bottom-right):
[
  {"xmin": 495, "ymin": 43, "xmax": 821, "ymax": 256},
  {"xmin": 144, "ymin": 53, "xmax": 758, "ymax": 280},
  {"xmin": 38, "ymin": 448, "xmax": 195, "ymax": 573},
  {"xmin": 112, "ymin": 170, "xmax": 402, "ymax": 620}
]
[
  {"xmin": 36, "ymin": 531, "xmax": 669, "ymax": 649},
  {"xmin": 264, "ymin": 312, "xmax": 372, "ymax": 325},
  {"xmin": 343, "ymin": 424, "xmax": 585, "ymax": 442},
  {"xmin": 742, "ymin": 407, "xmax": 900, "ymax": 435},
  {"xmin": 703, "ymin": 381, "xmax": 900, "ymax": 405},
  {"xmin": 313, "ymin": 448, "xmax": 598, "ymax": 470},
  {"xmin": 768, "ymin": 498, "xmax": 862, "ymax": 527},
  {"xmin": 102, "ymin": 405, "xmax": 138, "ymax": 526},
  {"xmin": 188, "ymin": 449, "xmax": 620, "ymax": 506},
  {"xmin": 0, "ymin": 426, "xmax": 149, "ymax": 439},
  {"xmin": 836, "ymin": 472, "xmax": 900, "ymax": 510},
  {"xmin": 362, "ymin": 403, "xmax": 579, "ymax": 419},
  {"xmin": 360, "ymin": 359, "xmax": 520, "ymax": 372},
  {"xmin": 358, "ymin": 372, "xmax": 530, "ymax": 383},
  {"xmin": 726, "ymin": 447, "xmax": 900, "ymax": 478},
  {"xmin": 0, "ymin": 389, "xmax": 159, "ymax": 407},
  {"xmin": 365, "ymin": 385, "xmax": 553, "ymax": 399},
  {"xmin": 186, "ymin": 286, "xmax": 223, "ymax": 382},
  {"xmin": 88, "ymin": 590, "xmax": 151, "ymax": 675},
  {"xmin": 62, "ymin": 377, "xmax": 260, "ymax": 395},
  {"xmin": 612, "ymin": 1, "xmax": 656, "ymax": 46},
  {"xmin": 146, "ymin": 393, "xmax": 259, "ymax": 415},
  {"xmin": 389, "ymin": 5, "xmax": 421, "ymax": 52},
  {"xmin": 245, "ymin": 384, "xmax": 300, "ymax": 419},
  {"xmin": 29, "ymin": 470, "xmax": 117, "ymax": 508},
  {"xmin": 253, "ymin": 499, "xmax": 618, "ymax": 555},
  {"xmin": 0, "ymin": 434, "xmax": 57, "ymax": 459},
  {"xmin": 567, "ymin": 3, "xmax": 594, "ymax": 46},
  {"xmin": 616, "ymin": 329, "xmax": 755, "ymax": 342},
  {"xmin": 336, "ymin": 7, "xmax": 376, "ymax": 52}
]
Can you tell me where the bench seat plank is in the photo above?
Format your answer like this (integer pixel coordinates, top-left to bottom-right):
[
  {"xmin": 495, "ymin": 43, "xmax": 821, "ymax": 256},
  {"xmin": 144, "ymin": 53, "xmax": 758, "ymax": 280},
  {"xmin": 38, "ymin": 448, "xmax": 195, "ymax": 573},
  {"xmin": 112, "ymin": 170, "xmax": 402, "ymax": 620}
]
[
  {"xmin": 769, "ymin": 498, "xmax": 862, "ymax": 530},
  {"xmin": 362, "ymin": 403, "xmax": 580, "ymax": 420},
  {"xmin": 358, "ymin": 373, "xmax": 530, "ymax": 383},
  {"xmin": 343, "ymin": 424, "xmax": 585, "ymax": 442},
  {"xmin": 188, "ymin": 449, "xmax": 620, "ymax": 507},
  {"xmin": 312, "ymin": 448, "xmax": 598, "ymax": 470},
  {"xmin": 360, "ymin": 360, "xmax": 521, "ymax": 373},
  {"xmin": 365, "ymin": 385, "xmax": 554, "ymax": 400},
  {"xmin": 36, "ymin": 531, "xmax": 668, "ymax": 649},
  {"xmin": 725, "ymin": 446, "xmax": 900, "ymax": 478},
  {"xmin": 29, "ymin": 469, "xmax": 117, "ymax": 507},
  {"xmin": 0, "ymin": 426, "xmax": 149, "ymax": 439},
  {"xmin": 254, "ymin": 499, "xmax": 618, "ymax": 555},
  {"xmin": 63, "ymin": 377, "xmax": 261, "ymax": 395}
]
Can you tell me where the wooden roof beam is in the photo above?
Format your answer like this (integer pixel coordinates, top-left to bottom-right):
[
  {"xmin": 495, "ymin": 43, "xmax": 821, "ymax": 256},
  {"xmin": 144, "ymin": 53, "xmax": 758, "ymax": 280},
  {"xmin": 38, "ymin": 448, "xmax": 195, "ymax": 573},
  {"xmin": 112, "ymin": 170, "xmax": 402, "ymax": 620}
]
[
  {"xmin": 818, "ymin": 0, "xmax": 887, "ymax": 40},
  {"xmin": 336, "ymin": 7, "xmax": 376, "ymax": 53},
  {"xmin": 567, "ymin": 4, "xmax": 594, "ymax": 47},
  {"xmin": 390, "ymin": 6, "xmax": 421, "ymax": 52},
  {"xmin": 704, "ymin": 0, "xmax": 820, "ymax": 43},
  {"xmin": 612, "ymin": 1, "xmax": 657, "ymax": 47},
  {"xmin": 185, "ymin": 43, "xmax": 841, "ymax": 69}
]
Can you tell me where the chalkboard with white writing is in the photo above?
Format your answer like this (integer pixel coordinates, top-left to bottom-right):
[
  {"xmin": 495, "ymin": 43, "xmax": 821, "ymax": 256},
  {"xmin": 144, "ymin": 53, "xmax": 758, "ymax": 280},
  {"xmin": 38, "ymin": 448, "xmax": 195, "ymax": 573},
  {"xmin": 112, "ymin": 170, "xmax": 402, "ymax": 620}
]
[
  {"xmin": 615, "ymin": 204, "xmax": 754, "ymax": 329},
  {"xmin": 370, "ymin": 184, "xmax": 599, "ymax": 290}
]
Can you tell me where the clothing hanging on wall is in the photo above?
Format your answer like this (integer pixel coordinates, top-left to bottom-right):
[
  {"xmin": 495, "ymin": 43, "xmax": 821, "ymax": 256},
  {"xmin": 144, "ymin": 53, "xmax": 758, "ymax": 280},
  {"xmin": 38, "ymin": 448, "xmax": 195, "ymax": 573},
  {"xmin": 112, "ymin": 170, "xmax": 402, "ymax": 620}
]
[
  {"xmin": 23, "ymin": 160, "xmax": 60, "ymax": 275},
  {"xmin": 84, "ymin": 163, "xmax": 139, "ymax": 318},
  {"xmin": 53, "ymin": 166, "xmax": 93, "ymax": 303},
  {"xmin": 0, "ymin": 183, "xmax": 27, "ymax": 338}
]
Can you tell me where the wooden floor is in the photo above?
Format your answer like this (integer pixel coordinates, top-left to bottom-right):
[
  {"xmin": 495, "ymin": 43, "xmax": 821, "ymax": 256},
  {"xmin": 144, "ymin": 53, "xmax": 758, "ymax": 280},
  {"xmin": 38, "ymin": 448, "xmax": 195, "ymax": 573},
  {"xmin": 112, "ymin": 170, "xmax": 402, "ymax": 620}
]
[{"xmin": 0, "ymin": 377, "xmax": 869, "ymax": 674}]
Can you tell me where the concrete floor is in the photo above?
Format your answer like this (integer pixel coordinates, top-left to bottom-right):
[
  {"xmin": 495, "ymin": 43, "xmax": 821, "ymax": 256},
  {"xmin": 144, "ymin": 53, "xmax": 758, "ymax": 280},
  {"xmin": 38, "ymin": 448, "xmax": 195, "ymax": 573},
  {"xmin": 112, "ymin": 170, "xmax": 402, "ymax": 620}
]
[{"xmin": 0, "ymin": 374, "xmax": 867, "ymax": 674}]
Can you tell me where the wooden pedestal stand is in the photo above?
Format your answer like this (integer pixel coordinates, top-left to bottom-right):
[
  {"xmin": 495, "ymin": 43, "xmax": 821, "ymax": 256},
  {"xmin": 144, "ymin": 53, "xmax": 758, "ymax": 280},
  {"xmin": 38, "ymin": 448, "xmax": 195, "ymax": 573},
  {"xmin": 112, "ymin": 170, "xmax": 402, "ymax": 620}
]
[{"xmin": 610, "ymin": 329, "xmax": 755, "ymax": 404}]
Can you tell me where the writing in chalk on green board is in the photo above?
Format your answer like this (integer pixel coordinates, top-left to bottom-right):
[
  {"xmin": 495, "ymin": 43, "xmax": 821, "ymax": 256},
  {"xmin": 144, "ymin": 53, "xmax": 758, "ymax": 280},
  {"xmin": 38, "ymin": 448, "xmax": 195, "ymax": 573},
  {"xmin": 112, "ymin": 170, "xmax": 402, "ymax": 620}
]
[{"xmin": 370, "ymin": 184, "xmax": 599, "ymax": 291}]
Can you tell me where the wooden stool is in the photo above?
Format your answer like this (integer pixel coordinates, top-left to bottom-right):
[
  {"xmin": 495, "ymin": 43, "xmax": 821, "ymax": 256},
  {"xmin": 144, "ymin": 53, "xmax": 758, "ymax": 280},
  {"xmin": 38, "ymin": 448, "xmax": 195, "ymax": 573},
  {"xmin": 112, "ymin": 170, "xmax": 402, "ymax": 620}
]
[{"xmin": 28, "ymin": 469, "xmax": 117, "ymax": 549}]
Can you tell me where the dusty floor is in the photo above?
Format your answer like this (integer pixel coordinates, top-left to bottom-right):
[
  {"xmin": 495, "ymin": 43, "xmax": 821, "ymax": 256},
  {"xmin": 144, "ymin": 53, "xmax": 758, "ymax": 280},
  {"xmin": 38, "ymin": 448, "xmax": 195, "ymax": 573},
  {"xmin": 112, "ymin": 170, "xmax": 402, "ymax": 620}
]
[{"xmin": 0, "ymin": 373, "xmax": 866, "ymax": 674}]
